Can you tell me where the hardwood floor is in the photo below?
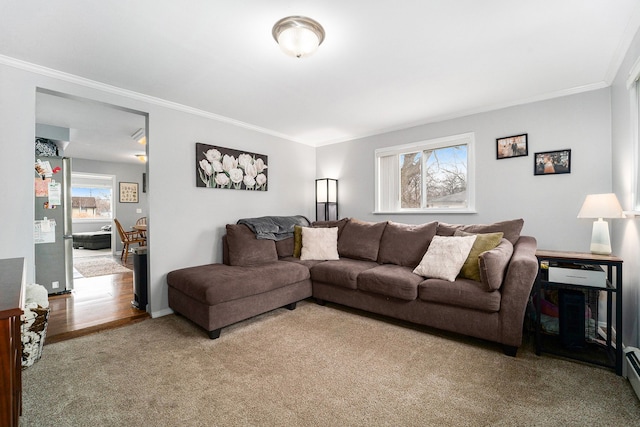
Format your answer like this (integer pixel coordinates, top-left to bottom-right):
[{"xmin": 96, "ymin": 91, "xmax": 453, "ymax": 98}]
[{"xmin": 46, "ymin": 255, "xmax": 149, "ymax": 344}]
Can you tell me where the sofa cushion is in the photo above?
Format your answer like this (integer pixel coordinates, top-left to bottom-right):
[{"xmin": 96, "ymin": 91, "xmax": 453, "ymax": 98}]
[
  {"xmin": 413, "ymin": 235, "xmax": 476, "ymax": 281},
  {"xmin": 312, "ymin": 217, "xmax": 349, "ymax": 237},
  {"xmin": 225, "ymin": 224, "xmax": 278, "ymax": 266},
  {"xmin": 300, "ymin": 227, "xmax": 340, "ymax": 260},
  {"xmin": 454, "ymin": 230, "xmax": 503, "ymax": 282},
  {"xmin": 310, "ymin": 259, "xmax": 379, "ymax": 290},
  {"xmin": 478, "ymin": 238, "xmax": 514, "ymax": 291},
  {"xmin": 167, "ymin": 261, "xmax": 310, "ymax": 305},
  {"xmin": 377, "ymin": 221, "xmax": 438, "ymax": 267},
  {"xmin": 337, "ymin": 218, "xmax": 387, "ymax": 261},
  {"xmin": 437, "ymin": 218, "xmax": 524, "ymax": 245},
  {"xmin": 461, "ymin": 218, "xmax": 524, "ymax": 245},
  {"xmin": 419, "ymin": 278, "xmax": 501, "ymax": 312},
  {"xmin": 357, "ymin": 265, "xmax": 423, "ymax": 300},
  {"xmin": 275, "ymin": 236, "xmax": 294, "ymax": 258},
  {"xmin": 280, "ymin": 256, "xmax": 327, "ymax": 269}
]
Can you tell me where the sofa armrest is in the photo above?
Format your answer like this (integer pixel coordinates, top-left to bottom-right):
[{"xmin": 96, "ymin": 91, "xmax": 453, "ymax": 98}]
[{"xmin": 498, "ymin": 235, "xmax": 538, "ymax": 347}]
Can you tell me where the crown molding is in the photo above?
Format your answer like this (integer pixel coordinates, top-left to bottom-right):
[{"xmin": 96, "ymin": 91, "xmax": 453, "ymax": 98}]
[
  {"xmin": 314, "ymin": 81, "xmax": 610, "ymax": 147},
  {"xmin": 0, "ymin": 54, "xmax": 311, "ymax": 146}
]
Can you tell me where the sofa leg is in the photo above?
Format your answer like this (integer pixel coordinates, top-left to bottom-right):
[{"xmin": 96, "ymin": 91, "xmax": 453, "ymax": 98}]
[
  {"xmin": 502, "ymin": 345, "xmax": 518, "ymax": 357},
  {"xmin": 208, "ymin": 329, "xmax": 221, "ymax": 340},
  {"xmin": 284, "ymin": 302, "xmax": 297, "ymax": 311},
  {"xmin": 315, "ymin": 298, "xmax": 326, "ymax": 306}
]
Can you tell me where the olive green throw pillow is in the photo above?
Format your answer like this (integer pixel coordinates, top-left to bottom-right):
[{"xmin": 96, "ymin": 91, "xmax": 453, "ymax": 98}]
[
  {"xmin": 454, "ymin": 230, "xmax": 504, "ymax": 282},
  {"xmin": 293, "ymin": 225, "xmax": 303, "ymax": 258}
]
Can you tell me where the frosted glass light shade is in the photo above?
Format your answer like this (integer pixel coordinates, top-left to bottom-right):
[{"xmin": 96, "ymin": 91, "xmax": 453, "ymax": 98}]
[{"xmin": 272, "ymin": 16, "xmax": 325, "ymax": 58}]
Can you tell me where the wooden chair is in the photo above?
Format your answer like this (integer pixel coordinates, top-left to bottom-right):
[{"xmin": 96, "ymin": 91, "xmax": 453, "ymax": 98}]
[
  {"xmin": 114, "ymin": 218, "xmax": 146, "ymax": 264},
  {"xmin": 135, "ymin": 217, "xmax": 147, "ymax": 238}
]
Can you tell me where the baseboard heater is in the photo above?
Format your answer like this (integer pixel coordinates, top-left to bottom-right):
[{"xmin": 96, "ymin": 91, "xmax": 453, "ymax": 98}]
[{"xmin": 624, "ymin": 347, "xmax": 640, "ymax": 400}]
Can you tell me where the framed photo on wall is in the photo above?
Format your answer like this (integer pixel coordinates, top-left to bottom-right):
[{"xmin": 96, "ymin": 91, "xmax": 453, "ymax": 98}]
[
  {"xmin": 496, "ymin": 134, "xmax": 528, "ymax": 159},
  {"xmin": 534, "ymin": 149, "xmax": 571, "ymax": 175},
  {"xmin": 119, "ymin": 182, "xmax": 139, "ymax": 203}
]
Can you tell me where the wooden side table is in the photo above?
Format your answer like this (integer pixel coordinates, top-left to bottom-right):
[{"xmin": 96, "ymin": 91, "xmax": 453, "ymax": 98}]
[{"xmin": 534, "ymin": 250, "xmax": 623, "ymax": 375}]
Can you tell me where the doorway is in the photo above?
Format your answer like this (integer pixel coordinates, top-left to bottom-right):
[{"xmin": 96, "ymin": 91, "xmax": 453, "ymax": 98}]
[{"xmin": 35, "ymin": 88, "xmax": 150, "ymax": 342}]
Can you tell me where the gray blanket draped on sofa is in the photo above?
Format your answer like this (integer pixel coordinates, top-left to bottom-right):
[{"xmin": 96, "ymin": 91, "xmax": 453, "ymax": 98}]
[{"xmin": 237, "ymin": 215, "xmax": 310, "ymax": 240}]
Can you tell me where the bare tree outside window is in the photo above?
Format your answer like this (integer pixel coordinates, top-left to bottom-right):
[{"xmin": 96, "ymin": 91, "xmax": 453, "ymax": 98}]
[
  {"xmin": 375, "ymin": 132, "xmax": 474, "ymax": 213},
  {"xmin": 400, "ymin": 152, "xmax": 421, "ymax": 208},
  {"xmin": 425, "ymin": 145, "xmax": 467, "ymax": 208},
  {"xmin": 400, "ymin": 145, "xmax": 467, "ymax": 209}
]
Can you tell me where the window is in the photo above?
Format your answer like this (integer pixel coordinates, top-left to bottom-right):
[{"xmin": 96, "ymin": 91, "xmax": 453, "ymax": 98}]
[
  {"xmin": 71, "ymin": 173, "xmax": 115, "ymax": 221},
  {"xmin": 375, "ymin": 132, "xmax": 475, "ymax": 213},
  {"xmin": 628, "ymin": 56, "xmax": 640, "ymax": 212}
]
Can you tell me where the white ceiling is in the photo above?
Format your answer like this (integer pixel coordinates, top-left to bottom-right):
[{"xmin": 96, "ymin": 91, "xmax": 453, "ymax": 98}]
[
  {"xmin": 35, "ymin": 91, "xmax": 147, "ymax": 164},
  {"xmin": 2, "ymin": 0, "xmax": 640, "ymax": 161}
]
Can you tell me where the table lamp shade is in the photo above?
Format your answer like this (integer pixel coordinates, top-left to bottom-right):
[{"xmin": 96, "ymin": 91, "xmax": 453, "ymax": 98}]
[
  {"xmin": 577, "ymin": 193, "xmax": 624, "ymax": 255},
  {"xmin": 577, "ymin": 193, "xmax": 625, "ymax": 219}
]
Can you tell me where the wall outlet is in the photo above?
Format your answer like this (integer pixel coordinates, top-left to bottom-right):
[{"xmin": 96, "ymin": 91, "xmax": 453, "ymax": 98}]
[
  {"xmin": 136, "ymin": 208, "xmax": 142, "ymax": 214},
  {"xmin": 52, "ymin": 281, "xmax": 59, "ymax": 289}
]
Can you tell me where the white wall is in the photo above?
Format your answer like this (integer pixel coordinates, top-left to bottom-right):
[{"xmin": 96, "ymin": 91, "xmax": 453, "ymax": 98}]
[
  {"xmin": 317, "ymin": 89, "xmax": 612, "ymax": 252},
  {"xmin": 0, "ymin": 62, "xmax": 316, "ymax": 317},
  {"xmin": 611, "ymin": 27, "xmax": 640, "ymax": 348}
]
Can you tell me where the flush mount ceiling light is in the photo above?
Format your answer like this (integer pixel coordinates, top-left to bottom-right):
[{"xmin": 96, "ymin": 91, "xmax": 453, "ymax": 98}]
[
  {"xmin": 135, "ymin": 154, "xmax": 147, "ymax": 163},
  {"xmin": 272, "ymin": 16, "xmax": 325, "ymax": 58}
]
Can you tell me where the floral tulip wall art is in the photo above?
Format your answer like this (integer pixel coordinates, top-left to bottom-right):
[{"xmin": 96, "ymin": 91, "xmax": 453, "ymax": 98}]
[{"xmin": 196, "ymin": 143, "xmax": 268, "ymax": 191}]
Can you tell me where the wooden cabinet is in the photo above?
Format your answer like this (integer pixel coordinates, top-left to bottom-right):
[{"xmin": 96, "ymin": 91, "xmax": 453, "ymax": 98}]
[{"xmin": 0, "ymin": 258, "xmax": 25, "ymax": 427}]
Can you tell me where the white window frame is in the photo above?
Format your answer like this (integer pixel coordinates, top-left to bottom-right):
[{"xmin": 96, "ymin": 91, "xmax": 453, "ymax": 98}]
[
  {"xmin": 374, "ymin": 132, "xmax": 476, "ymax": 214},
  {"xmin": 626, "ymin": 56, "xmax": 640, "ymax": 215},
  {"xmin": 71, "ymin": 172, "xmax": 117, "ymax": 224}
]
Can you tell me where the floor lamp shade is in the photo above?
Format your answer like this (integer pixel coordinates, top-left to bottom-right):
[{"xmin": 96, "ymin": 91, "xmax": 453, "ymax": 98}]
[
  {"xmin": 577, "ymin": 193, "xmax": 625, "ymax": 255},
  {"xmin": 316, "ymin": 178, "xmax": 338, "ymax": 221}
]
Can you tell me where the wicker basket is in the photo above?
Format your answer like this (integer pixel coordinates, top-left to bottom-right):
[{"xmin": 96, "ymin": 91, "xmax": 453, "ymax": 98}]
[{"xmin": 22, "ymin": 303, "xmax": 50, "ymax": 368}]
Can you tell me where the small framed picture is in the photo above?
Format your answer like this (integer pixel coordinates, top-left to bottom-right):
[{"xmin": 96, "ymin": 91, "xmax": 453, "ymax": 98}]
[
  {"xmin": 534, "ymin": 149, "xmax": 571, "ymax": 175},
  {"xmin": 496, "ymin": 134, "xmax": 528, "ymax": 159},
  {"xmin": 119, "ymin": 182, "xmax": 139, "ymax": 203}
]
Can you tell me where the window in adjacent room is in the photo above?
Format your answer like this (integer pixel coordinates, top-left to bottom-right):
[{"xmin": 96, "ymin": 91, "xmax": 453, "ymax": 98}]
[
  {"xmin": 375, "ymin": 132, "xmax": 475, "ymax": 213},
  {"xmin": 71, "ymin": 173, "xmax": 115, "ymax": 221}
]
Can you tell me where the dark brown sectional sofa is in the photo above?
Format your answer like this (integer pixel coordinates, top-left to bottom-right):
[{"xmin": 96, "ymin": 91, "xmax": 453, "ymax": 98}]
[{"xmin": 167, "ymin": 217, "xmax": 538, "ymax": 355}]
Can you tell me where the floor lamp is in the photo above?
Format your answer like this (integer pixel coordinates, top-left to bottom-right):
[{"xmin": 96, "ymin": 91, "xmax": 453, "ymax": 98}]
[{"xmin": 316, "ymin": 178, "xmax": 338, "ymax": 221}]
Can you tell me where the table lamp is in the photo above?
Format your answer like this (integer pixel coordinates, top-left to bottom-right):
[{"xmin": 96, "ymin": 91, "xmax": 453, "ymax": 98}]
[{"xmin": 577, "ymin": 193, "xmax": 625, "ymax": 255}]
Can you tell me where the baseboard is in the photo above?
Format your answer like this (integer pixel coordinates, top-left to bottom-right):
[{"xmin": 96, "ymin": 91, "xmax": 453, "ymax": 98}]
[
  {"xmin": 150, "ymin": 307, "xmax": 174, "ymax": 318},
  {"xmin": 624, "ymin": 347, "xmax": 640, "ymax": 401}
]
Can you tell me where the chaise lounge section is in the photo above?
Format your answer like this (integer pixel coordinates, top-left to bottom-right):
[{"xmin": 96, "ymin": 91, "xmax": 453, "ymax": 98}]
[
  {"xmin": 167, "ymin": 222, "xmax": 312, "ymax": 338},
  {"xmin": 167, "ymin": 217, "xmax": 538, "ymax": 355}
]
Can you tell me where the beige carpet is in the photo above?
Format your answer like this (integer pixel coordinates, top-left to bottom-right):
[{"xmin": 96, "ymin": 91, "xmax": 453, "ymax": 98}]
[
  {"xmin": 21, "ymin": 300, "xmax": 640, "ymax": 426},
  {"xmin": 73, "ymin": 255, "xmax": 131, "ymax": 278}
]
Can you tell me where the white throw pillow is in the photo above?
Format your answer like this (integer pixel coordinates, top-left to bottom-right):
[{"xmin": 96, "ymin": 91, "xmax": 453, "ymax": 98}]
[
  {"xmin": 300, "ymin": 227, "xmax": 340, "ymax": 260},
  {"xmin": 412, "ymin": 235, "xmax": 477, "ymax": 281}
]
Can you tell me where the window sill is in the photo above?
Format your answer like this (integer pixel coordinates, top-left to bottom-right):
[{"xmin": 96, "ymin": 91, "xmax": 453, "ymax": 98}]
[{"xmin": 373, "ymin": 209, "xmax": 478, "ymax": 215}]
